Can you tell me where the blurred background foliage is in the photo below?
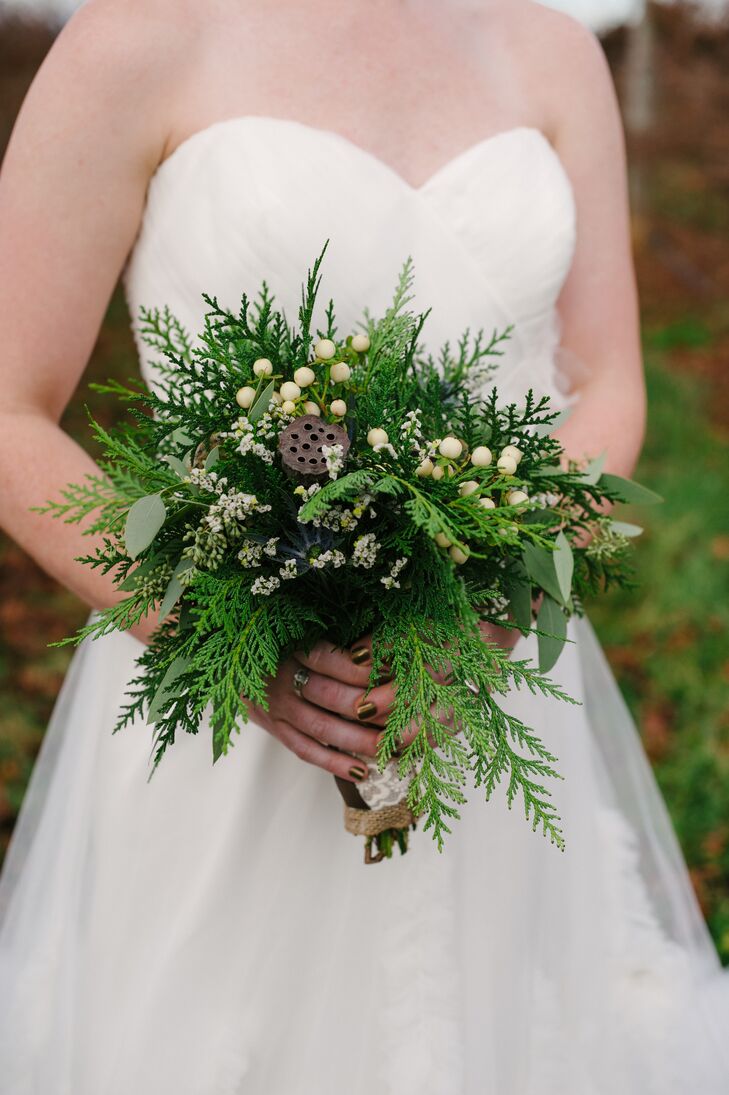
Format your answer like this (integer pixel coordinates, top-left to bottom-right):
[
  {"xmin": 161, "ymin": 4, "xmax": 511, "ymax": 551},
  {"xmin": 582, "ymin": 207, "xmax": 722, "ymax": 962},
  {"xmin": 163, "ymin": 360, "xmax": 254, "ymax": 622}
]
[{"xmin": 0, "ymin": 4, "xmax": 727, "ymax": 957}]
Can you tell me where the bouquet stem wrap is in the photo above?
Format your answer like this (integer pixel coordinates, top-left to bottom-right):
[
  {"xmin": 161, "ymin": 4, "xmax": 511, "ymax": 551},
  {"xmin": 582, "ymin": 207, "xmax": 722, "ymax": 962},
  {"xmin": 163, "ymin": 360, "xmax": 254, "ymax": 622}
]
[{"xmin": 337, "ymin": 758, "xmax": 416, "ymax": 863}]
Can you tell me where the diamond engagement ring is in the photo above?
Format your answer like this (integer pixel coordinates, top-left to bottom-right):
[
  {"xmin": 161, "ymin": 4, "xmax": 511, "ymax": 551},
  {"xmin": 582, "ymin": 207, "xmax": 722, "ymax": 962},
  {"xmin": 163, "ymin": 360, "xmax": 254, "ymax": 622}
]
[{"xmin": 293, "ymin": 667, "xmax": 310, "ymax": 699}]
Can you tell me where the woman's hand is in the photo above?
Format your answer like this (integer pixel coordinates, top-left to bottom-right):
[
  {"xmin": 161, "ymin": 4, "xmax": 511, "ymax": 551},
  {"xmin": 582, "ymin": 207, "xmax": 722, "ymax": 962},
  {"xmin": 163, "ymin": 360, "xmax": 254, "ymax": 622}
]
[
  {"xmin": 247, "ymin": 644, "xmax": 391, "ymax": 784},
  {"xmin": 255, "ymin": 623, "xmax": 521, "ymax": 777},
  {"xmin": 479, "ymin": 620, "xmax": 521, "ymax": 654}
]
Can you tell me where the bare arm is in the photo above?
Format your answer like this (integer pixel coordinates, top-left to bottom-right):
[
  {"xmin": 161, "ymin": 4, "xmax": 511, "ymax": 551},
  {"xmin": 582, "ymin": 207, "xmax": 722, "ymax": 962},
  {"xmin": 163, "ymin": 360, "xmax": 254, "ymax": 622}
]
[
  {"xmin": 549, "ymin": 18, "xmax": 645, "ymax": 475},
  {"xmin": 0, "ymin": 3, "xmax": 190, "ymax": 641}
]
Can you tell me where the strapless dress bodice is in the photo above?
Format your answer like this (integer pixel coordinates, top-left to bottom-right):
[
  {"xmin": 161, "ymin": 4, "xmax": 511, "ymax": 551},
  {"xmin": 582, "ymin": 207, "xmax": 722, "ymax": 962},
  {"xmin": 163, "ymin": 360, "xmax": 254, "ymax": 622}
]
[{"xmin": 123, "ymin": 116, "xmax": 577, "ymax": 405}]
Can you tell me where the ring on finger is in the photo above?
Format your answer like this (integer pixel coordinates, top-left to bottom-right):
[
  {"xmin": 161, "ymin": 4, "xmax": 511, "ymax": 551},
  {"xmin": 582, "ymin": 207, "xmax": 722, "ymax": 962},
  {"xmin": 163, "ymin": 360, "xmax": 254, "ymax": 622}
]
[{"xmin": 293, "ymin": 666, "xmax": 311, "ymax": 699}]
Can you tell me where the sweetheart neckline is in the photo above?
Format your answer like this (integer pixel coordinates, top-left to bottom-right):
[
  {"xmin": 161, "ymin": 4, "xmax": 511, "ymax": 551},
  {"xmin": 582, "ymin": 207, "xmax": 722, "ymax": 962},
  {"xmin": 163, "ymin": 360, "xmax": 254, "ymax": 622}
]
[{"xmin": 151, "ymin": 115, "xmax": 573, "ymax": 198}]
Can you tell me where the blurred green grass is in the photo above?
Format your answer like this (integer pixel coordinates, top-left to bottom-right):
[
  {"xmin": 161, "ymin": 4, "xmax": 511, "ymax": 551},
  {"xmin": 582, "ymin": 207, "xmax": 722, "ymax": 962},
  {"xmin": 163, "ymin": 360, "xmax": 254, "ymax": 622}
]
[{"xmin": 590, "ymin": 316, "xmax": 729, "ymax": 958}]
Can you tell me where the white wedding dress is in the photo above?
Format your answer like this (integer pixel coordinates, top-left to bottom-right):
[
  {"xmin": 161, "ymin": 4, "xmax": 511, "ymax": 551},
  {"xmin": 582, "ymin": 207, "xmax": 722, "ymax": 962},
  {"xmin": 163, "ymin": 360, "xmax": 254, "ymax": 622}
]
[{"xmin": 1, "ymin": 117, "xmax": 728, "ymax": 1095}]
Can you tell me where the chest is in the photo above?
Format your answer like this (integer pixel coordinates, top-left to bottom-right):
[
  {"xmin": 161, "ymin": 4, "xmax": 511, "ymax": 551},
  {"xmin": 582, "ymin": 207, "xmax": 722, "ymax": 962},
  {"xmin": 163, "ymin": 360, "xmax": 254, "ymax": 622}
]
[{"xmin": 174, "ymin": 5, "xmax": 541, "ymax": 190}]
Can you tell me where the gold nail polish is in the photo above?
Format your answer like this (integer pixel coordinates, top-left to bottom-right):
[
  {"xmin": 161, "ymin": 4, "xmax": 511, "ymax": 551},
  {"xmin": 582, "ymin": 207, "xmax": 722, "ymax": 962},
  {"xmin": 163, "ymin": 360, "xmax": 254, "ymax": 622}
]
[
  {"xmin": 350, "ymin": 645, "xmax": 371, "ymax": 666},
  {"xmin": 349, "ymin": 765, "xmax": 367, "ymax": 781},
  {"xmin": 356, "ymin": 701, "xmax": 378, "ymax": 722}
]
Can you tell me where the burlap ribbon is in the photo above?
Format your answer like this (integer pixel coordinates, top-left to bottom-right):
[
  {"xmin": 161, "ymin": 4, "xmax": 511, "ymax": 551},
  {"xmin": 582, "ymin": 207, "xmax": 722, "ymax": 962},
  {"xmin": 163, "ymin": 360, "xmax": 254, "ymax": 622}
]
[{"xmin": 343, "ymin": 800, "xmax": 415, "ymax": 837}]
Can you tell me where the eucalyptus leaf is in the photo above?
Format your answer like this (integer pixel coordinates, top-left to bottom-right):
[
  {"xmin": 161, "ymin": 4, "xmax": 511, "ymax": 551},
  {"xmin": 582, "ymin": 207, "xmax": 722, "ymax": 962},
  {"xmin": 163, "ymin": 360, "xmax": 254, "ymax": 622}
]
[
  {"xmin": 118, "ymin": 554, "xmax": 164, "ymax": 592},
  {"xmin": 522, "ymin": 508, "xmax": 560, "ymax": 526},
  {"xmin": 508, "ymin": 572, "xmax": 533, "ymax": 633},
  {"xmin": 553, "ymin": 531, "xmax": 574, "ymax": 603},
  {"xmin": 178, "ymin": 600, "xmax": 195, "ymax": 633},
  {"xmin": 249, "ymin": 380, "xmax": 275, "ymax": 424},
  {"xmin": 204, "ymin": 446, "xmax": 220, "ymax": 471},
  {"xmin": 582, "ymin": 452, "xmax": 606, "ymax": 486},
  {"xmin": 522, "ymin": 543, "xmax": 564, "ymax": 606},
  {"xmin": 168, "ymin": 426, "xmax": 195, "ymax": 448},
  {"xmin": 611, "ymin": 520, "xmax": 644, "ymax": 538},
  {"xmin": 147, "ymin": 656, "xmax": 191, "ymax": 725},
  {"xmin": 124, "ymin": 494, "xmax": 167, "ymax": 560},
  {"xmin": 162, "ymin": 454, "xmax": 190, "ymax": 480},
  {"xmin": 211, "ymin": 731, "xmax": 225, "ymax": 766},
  {"xmin": 537, "ymin": 595, "xmax": 568, "ymax": 673},
  {"xmin": 211, "ymin": 708, "xmax": 235, "ymax": 763},
  {"xmin": 158, "ymin": 558, "xmax": 195, "ymax": 623},
  {"xmin": 212, "ymin": 724, "xmax": 226, "ymax": 764},
  {"xmin": 531, "ymin": 407, "xmax": 573, "ymax": 437},
  {"xmin": 600, "ymin": 473, "xmax": 662, "ymax": 506}
]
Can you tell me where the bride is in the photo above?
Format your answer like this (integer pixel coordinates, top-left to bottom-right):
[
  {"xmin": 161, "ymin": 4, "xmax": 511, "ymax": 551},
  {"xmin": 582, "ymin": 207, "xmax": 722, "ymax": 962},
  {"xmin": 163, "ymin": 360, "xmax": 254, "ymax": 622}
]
[{"xmin": 0, "ymin": 1, "xmax": 727, "ymax": 1092}]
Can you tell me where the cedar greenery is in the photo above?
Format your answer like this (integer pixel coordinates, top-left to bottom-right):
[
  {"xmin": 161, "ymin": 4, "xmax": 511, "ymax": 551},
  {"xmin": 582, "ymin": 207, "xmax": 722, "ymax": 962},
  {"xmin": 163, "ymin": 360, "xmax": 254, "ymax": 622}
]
[{"xmin": 38, "ymin": 246, "xmax": 657, "ymax": 852}]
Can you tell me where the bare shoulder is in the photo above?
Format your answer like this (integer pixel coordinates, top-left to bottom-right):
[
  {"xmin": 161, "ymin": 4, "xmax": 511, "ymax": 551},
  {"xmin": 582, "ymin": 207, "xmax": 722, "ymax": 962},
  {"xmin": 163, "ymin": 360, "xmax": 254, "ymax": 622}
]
[
  {"xmin": 6, "ymin": 0, "xmax": 208, "ymax": 173},
  {"xmin": 51, "ymin": 0, "xmax": 199, "ymax": 74},
  {"xmin": 499, "ymin": 0, "xmax": 607, "ymax": 63},
  {"xmin": 475, "ymin": 1, "xmax": 617, "ymax": 137},
  {"xmin": 512, "ymin": 2, "xmax": 618, "ymax": 133}
]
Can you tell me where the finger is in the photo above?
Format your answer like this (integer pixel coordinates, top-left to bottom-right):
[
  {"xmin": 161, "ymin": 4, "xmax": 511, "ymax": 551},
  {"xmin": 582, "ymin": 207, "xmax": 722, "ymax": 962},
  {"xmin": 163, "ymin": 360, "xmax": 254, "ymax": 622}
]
[
  {"xmin": 282, "ymin": 696, "xmax": 381, "ymax": 758},
  {"xmin": 301, "ymin": 670, "xmax": 397, "ymax": 728},
  {"xmin": 272, "ymin": 719, "xmax": 371, "ymax": 782},
  {"xmin": 479, "ymin": 620, "xmax": 521, "ymax": 653},
  {"xmin": 387, "ymin": 701, "xmax": 460, "ymax": 753},
  {"xmin": 349, "ymin": 679, "xmax": 397, "ymax": 727},
  {"xmin": 349, "ymin": 635, "xmax": 393, "ymax": 680},
  {"xmin": 294, "ymin": 669, "xmax": 361, "ymax": 718},
  {"xmin": 294, "ymin": 640, "xmax": 373, "ymax": 688}
]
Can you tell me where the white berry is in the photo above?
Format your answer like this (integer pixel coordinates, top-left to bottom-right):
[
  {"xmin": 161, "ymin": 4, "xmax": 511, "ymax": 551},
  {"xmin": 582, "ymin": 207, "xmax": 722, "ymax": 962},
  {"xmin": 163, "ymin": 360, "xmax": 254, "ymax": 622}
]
[
  {"xmin": 330, "ymin": 399, "xmax": 347, "ymax": 417},
  {"xmin": 351, "ymin": 333, "xmax": 371, "ymax": 353},
  {"xmin": 282, "ymin": 400, "xmax": 297, "ymax": 415},
  {"xmin": 449, "ymin": 545, "xmax": 470, "ymax": 565},
  {"xmin": 416, "ymin": 458, "xmax": 434, "ymax": 478},
  {"xmin": 501, "ymin": 445, "xmax": 523, "ymax": 465},
  {"xmin": 431, "ymin": 465, "xmax": 445, "ymax": 481},
  {"xmin": 479, "ymin": 497, "xmax": 497, "ymax": 510},
  {"xmin": 252, "ymin": 357, "xmax": 273, "ymax": 378},
  {"xmin": 280, "ymin": 381, "xmax": 301, "ymax": 402},
  {"xmin": 293, "ymin": 366, "xmax": 316, "ymax": 388},
  {"xmin": 435, "ymin": 532, "xmax": 452, "ymax": 548},
  {"xmin": 439, "ymin": 436, "xmax": 463, "ymax": 460},
  {"xmin": 329, "ymin": 361, "xmax": 351, "ymax": 383},
  {"xmin": 235, "ymin": 386, "xmax": 256, "ymax": 409},
  {"xmin": 270, "ymin": 389, "xmax": 283, "ymax": 405},
  {"xmin": 314, "ymin": 338, "xmax": 337, "ymax": 360},
  {"xmin": 497, "ymin": 455, "xmax": 518, "ymax": 476},
  {"xmin": 507, "ymin": 490, "xmax": 529, "ymax": 506},
  {"xmin": 471, "ymin": 446, "xmax": 493, "ymax": 468},
  {"xmin": 367, "ymin": 428, "xmax": 389, "ymax": 447},
  {"xmin": 459, "ymin": 480, "xmax": 480, "ymax": 497},
  {"xmin": 303, "ymin": 401, "xmax": 321, "ymax": 416}
]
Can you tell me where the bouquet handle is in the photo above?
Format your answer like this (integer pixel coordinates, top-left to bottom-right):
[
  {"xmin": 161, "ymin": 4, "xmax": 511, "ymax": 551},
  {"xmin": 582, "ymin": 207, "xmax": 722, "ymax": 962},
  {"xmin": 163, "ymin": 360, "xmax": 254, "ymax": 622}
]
[{"xmin": 335, "ymin": 768, "xmax": 416, "ymax": 864}]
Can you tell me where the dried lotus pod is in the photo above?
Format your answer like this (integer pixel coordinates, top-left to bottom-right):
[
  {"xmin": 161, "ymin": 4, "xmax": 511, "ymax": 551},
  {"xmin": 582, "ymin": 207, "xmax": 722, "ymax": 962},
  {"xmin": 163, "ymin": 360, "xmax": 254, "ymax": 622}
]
[{"xmin": 278, "ymin": 415, "xmax": 350, "ymax": 480}]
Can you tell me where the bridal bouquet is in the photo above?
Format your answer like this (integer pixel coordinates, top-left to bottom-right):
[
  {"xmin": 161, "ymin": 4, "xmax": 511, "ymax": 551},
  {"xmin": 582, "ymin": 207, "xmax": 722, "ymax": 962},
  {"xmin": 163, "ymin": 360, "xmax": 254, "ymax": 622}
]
[{"xmin": 40, "ymin": 249, "xmax": 656, "ymax": 862}]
